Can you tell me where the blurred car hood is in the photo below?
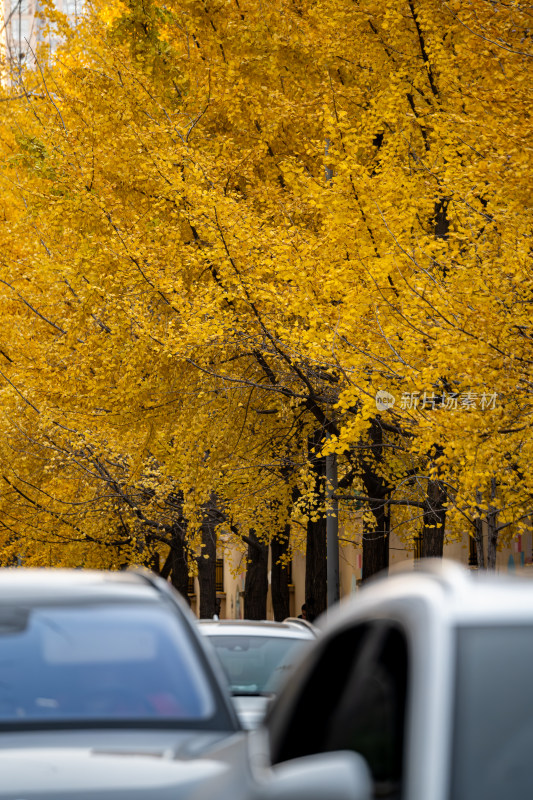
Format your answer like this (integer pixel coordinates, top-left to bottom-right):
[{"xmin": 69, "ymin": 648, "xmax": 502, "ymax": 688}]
[{"xmin": 0, "ymin": 729, "xmax": 245, "ymax": 799}]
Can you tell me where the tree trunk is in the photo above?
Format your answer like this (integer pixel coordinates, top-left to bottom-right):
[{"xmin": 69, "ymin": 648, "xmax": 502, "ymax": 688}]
[
  {"xmin": 305, "ymin": 431, "xmax": 327, "ymax": 622},
  {"xmin": 362, "ymin": 506, "xmax": 389, "ymax": 581},
  {"xmin": 197, "ymin": 501, "xmax": 217, "ymax": 619},
  {"xmin": 473, "ymin": 491, "xmax": 485, "ymax": 568},
  {"xmin": 361, "ymin": 421, "xmax": 390, "ymax": 582},
  {"xmin": 166, "ymin": 523, "xmax": 190, "ymax": 605},
  {"xmin": 271, "ymin": 527, "xmax": 290, "ymax": 621},
  {"xmin": 473, "ymin": 518, "xmax": 485, "ymax": 567},
  {"xmin": 142, "ymin": 536, "xmax": 160, "ymax": 574},
  {"xmin": 244, "ymin": 531, "xmax": 269, "ymax": 619},
  {"xmin": 421, "ymin": 479, "xmax": 447, "ymax": 558},
  {"xmin": 305, "ymin": 514, "xmax": 327, "ymax": 622},
  {"xmin": 486, "ymin": 512, "xmax": 498, "ymax": 569},
  {"xmin": 486, "ymin": 479, "xmax": 498, "ymax": 570}
]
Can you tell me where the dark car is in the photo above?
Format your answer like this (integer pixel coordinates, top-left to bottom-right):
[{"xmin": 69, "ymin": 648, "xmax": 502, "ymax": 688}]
[{"xmin": 0, "ymin": 567, "xmax": 243, "ymax": 799}]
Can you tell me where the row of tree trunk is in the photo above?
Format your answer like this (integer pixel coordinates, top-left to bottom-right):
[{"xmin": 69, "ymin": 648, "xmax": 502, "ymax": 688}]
[{"xmin": 150, "ymin": 466, "xmax": 501, "ymax": 620}]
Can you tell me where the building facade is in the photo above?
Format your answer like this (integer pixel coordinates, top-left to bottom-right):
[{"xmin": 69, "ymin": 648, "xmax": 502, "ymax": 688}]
[{"xmin": 2, "ymin": 0, "xmax": 80, "ymax": 67}]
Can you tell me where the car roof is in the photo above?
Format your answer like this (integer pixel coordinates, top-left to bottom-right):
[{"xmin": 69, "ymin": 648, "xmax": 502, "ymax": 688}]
[
  {"xmin": 0, "ymin": 567, "xmax": 164, "ymax": 605},
  {"xmin": 197, "ymin": 619, "xmax": 316, "ymax": 638},
  {"xmin": 324, "ymin": 559, "xmax": 533, "ymax": 631}
]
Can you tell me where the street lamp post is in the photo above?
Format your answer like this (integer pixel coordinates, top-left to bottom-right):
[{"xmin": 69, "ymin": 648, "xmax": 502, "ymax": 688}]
[
  {"xmin": 326, "ymin": 451, "xmax": 340, "ymax": 607},
  {"xmin": 324, "ymin": 140, "xmax": 339, "ymax": 608}
]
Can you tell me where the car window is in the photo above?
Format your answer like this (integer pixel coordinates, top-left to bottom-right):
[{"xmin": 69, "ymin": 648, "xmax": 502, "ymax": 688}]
[
  {"xmin": 207, "ymin": 635, "xmax": 311, "ymax": 695},
  {"xmin": 269, "ymin": 623, "xmax": 371, "ymax": 764},
  {"xmin": 0, "ymin": 602, "xmax": 215, "ymax": 724},
  {"xmin": 323, "ymin": 624, "xmax": 408, "ymax": 799},
  {"xmin": 452, "ymin": 625, "xmax": 533, "ymax": 800},
  {"xmin": 268, "ymin": 621, "xmax": 408, "ymax": 800}
]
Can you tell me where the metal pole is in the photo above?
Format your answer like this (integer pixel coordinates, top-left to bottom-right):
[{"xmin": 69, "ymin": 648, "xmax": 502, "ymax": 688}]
[
  {"xmin": 326, "ymin": 451, "xmax": 340, "ymax": 607},
  {"xmin": 324, "ymin": 139, "xmax": 339, "ymax": 607}
]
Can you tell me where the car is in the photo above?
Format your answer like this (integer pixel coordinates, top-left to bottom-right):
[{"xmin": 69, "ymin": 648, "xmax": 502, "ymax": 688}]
[
  {"xmin": 197, "ymin": 619, "xmax": 317, "ymax": 730},
  {"xmin": 192, "ymin": 560, "xmax": 533, "ymax": 800},
  {"xmin": 0, "ymin": 567, "xmax": 244, "ymax": 799},
  {"xmin": 282, "ymin": 616, "xmax": 317, "ymax": 633}
]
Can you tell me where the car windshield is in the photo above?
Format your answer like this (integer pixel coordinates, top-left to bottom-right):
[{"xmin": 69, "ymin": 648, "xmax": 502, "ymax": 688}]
[
  {"xmin": 0, "ymin": 603, "xmax": 214, "ymax": 724},
  {"xmin": 452, "ymin": 625, "xmax": 533, "ymax": 800},
  {"xmin": 207, "ymin": 634, "xmax": 310, "ymax": 695}
]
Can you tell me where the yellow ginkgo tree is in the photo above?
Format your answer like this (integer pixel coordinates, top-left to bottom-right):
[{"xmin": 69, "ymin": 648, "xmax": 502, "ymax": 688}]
[{"xmin": 0, "ymin": 0, "xmax": 530, "ymax": 604}]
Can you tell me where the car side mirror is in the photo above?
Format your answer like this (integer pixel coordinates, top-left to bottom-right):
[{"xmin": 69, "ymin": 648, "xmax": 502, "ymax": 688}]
[{"xmin": 252, "ymin": 751, "xmax": 372, "ymax": 800}]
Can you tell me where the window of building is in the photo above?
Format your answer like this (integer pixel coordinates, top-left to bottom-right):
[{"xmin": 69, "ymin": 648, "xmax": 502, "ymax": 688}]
[
  {"xmin": 215, "ymin": 559, "xmax": 224, "ymax": 592},
  {"xmin": 187, "ymin": 559, "xmax": 223, "ymax": 595}
]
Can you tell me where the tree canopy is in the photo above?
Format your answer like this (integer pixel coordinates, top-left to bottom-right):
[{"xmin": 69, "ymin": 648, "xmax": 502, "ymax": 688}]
[{"xmin": 0, "ymin": 0, "xmax": 531, "ymax": 579}]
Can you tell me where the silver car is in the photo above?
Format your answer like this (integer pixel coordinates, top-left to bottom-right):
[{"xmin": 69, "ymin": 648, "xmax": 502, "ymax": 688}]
[
  {"xmin": 198, "ymin": 619, "xmax": 316, "ymax": 730},
  {"xmin": 0, "ymin": 568, "xmax": 243, "ymax": 799}
]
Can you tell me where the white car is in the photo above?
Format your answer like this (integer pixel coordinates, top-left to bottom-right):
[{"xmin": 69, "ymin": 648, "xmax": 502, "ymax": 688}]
[
  {"xmin": 193, "ymin": 560, "xmax": 533, "ymax": 800},
  {"xmin": 198, "ymin": 619, "xmax": 316, "ymax": 730}
]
